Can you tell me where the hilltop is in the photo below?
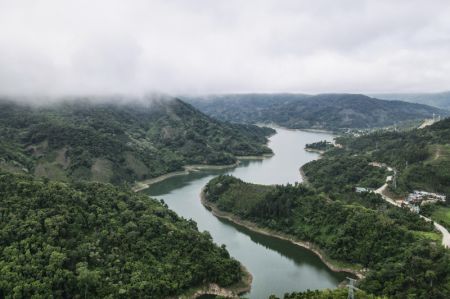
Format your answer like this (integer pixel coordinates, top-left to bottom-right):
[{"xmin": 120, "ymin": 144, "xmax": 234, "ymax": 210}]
[
  {"xmin": 184, "ymin": 93, "xmax": 447, "ymax": 130},
  {"xmin": 0, "ymin": 96, "xmax": 274, "ymax": 185},
  {"xmin": 372, "ymin": 91, "xmax": 450, "ymax": 110}
]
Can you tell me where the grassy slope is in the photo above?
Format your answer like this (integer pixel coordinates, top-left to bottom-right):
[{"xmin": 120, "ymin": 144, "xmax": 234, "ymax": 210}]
[{"xmin": 0, "ymin": 97, "xmax": 274, "ymax": 185}]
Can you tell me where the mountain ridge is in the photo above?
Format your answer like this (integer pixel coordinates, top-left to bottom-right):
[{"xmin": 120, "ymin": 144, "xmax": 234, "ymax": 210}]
[
  {"xmin": 184, "ymin": 93, "xmax": 447, "ymax": 130},
  {"xmin": 0, "ymin": 96, "xmax": 274, "ymax": 184}
]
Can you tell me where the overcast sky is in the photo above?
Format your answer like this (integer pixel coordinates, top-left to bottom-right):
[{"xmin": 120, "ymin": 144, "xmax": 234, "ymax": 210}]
[{"xmin": 1, "ymin": 0, "xmax": 450, "ymax": 96}]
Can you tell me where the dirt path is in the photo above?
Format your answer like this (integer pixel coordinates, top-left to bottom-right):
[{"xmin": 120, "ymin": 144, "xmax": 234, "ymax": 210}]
[
  {"xmin": 434, "ymin": 146, "xmax": 442, "ymax": 160},
  {"xmin": 419, "ymin": 118, "xmax": 436, "ymax": 129}
]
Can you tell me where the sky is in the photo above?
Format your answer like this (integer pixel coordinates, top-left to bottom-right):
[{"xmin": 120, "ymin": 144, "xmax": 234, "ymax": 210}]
[{"xmin": 1, "ymin": 0, "xmax": 450, "ymax": 96}]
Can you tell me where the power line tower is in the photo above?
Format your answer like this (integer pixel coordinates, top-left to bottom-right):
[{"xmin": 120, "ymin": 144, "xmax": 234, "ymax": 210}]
[
  {"xmin": 393, "ymin": 169, "xmax": 397, "ymax": 189},
  {"xmin": 347, "ymin": 277, "xmax": 357, "ymax": 299}
]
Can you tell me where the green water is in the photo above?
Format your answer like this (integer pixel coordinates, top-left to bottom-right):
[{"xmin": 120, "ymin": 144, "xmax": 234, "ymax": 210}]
[{"xmin": 144, "ymin": 128, "xmax": 348, "ymax": 298}]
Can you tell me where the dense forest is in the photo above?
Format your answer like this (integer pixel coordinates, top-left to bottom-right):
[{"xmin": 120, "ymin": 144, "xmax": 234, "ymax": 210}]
[
  {"xmin": 302, "ymin": 152, "xmax": 388, "ymax": 193},
  {"xmin": 0, "ymin": 172, "xmax": 244, "ymax": 298},
  {"xmin": 184, "ymin": 93, "xmax": 446, "ymax": 130},
  {"xmin": 204, "ymin": 175, "xmax": 450, "ymax": 298},
  {"xmin": 0, "ymin": 96, "xmax": 274, "ymax": 185}
]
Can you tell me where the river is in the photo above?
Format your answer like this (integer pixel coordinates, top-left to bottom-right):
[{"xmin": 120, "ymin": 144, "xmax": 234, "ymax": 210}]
[{"xmin": 143, "ymin": 128, "xmax": 347, "ymax": 298}]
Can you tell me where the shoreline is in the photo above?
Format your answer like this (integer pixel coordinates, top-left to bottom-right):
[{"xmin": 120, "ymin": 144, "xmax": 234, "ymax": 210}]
[
  {"xmin": 256, "ymin": 123, "xmax": 337, "ymax": 135},
  {"xmin": 133, "ymin": 154, "xmax": 273, "ymax": 192},
  {"xmin": 175, "ymin": 265, "xmax": 253, "ymax": 299},
  {"xmin": 299, "ymin": 166, "xmax": 309, "ymax": 185},
  {"xmin": 200, "ymin": 189, "xmax": 365, "ymax": 280},
  {"xmin": 304, "ymin": 148, "xmax": 326, "ymax": 154}
]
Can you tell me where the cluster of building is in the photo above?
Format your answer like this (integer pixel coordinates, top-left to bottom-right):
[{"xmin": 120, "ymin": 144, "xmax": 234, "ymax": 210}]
[
  {"xmin": 355, "ymin": 187, "xmax": 373, "ymax": 193},
  {"xmin": 402, "ymin": 190, "xmax": 447, "ymax": 213},
  {"xmin": 405, "ymin": 190, "xmax": 446, "ymax": 205}
]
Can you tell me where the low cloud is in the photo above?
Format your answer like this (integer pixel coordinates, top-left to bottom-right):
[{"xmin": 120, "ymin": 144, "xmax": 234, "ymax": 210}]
[{"xmin": 1, "ymin": 0, "xmax": 450, "ymax": 96}]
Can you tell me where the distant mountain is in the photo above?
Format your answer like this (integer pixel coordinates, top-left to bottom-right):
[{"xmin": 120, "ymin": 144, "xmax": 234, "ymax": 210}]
[
  {"xmin": 371, "ymin": 92, "xmax": 450, "ymax": 110},
  {"xmin": 184, "ymin": 93, "xmax": 447, "ymax": 130},
  {"xmin": 0, "ymin": 96, "xmax": 273, "ymax": 184}
]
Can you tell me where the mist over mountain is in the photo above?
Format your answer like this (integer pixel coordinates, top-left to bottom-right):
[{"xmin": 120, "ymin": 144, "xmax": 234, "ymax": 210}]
[
  {"xmin": 184, "ymin": 93, "xmax": 447, "ymax": 130},
  {"xmin": 371, "ymin": 91, "xmax": 450, "ymax": 110},
  {"xmin": 0, "ymin": 96, "xmax": 273, "ymax": 184}
]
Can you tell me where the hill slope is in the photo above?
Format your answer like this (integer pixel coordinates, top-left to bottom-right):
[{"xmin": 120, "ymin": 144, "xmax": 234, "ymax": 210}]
[
  {"xmin": 336, "ymin": 117, "xmax": 450, "ymax": 197},
  {"xmin": 204, "ymin": 175, "xmax": 450, "ymax": 298},
  {"xmin": 184, "ymin": 93, "xmax": 447, "ymax": 130},
  {"xmin": 0, "ymin": 172, "xmax": 245, "ymax": 298},
  {"xmin": 372, "ymin": 91, "xmax": 450, "ymax": 110},
  {"xmin": 0, "ymin": 96, "xmax": 274, "ymax": 184}
]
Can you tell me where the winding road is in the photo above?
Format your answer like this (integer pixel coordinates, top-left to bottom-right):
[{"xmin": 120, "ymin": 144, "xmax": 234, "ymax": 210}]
[{"xmin": 373, "ymin": 166, "xmax": 450, "ymax": 248}]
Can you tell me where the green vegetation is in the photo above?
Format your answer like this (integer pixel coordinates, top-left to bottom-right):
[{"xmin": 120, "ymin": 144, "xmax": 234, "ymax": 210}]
[
  {"xmin": 0, "ymin": 97, "xmax": 274, "ymax": 185},
  {"xmin": 373, "ymin": 91, "xmax": 450, "ymax": 110},
  {"xmin": 203, "ymin": 117, "xmax": 450, "ymax": 298},
  {"xmin": 422, "ymin": 204, "xmax": 450, "ymax": 231},
  {"xmin": 302, "ymin": 154, "xmax": 387, "ymax": 193},
  {"xmin": 0, "ymin": 172, "xmax": 244, "ymax": 298},
  {"xmin": 336, "ymin": 118, "xmax": 450, "ymax": 197},
  {"xmin": 185, "ymin": 93, "xmax": 447, "ymax": 130},
  {"xmin": 305, "ymin": 140, "xmax": 334, "ymax": 152},
  {"xmin": 204, "ymin": 175, "xmax": 450, "ymax": 298}
]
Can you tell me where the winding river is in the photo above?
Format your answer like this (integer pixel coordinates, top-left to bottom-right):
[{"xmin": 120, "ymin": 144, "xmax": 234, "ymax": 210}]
[{"xmin": 143, "ymin": 128, "xmax": 347, "ymax": 298}]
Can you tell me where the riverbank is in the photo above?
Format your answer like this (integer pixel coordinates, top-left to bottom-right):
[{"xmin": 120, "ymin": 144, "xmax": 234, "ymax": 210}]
[
  {"xmin": 133, "ymin": 153, "xmax": 275, "ymax": 192},
  {"xmin": 299, "ymin": 166, "xmax": 309, "ymax": 184},
  {"xmin": 175, "ymin": 265, "xmax": 253, "ymax": 299},
  {"xmin": 304, "ymin": 148, "xmax": 326, "ymax": 154},
  {"xmin": 200, "ymin": 189, "xmax": 365, "ymax": 279},
  {"xmin": 133, "ymin": 162, "xmax": 238, "ymax": 192},
  {"xmin": 256, "ymin": 123, "xmax": 337, "ymax": 135}
]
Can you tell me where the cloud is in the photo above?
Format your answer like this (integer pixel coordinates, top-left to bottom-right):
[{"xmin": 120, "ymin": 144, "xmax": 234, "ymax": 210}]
[{"xmin": 0, "ymin": 0, "xmax": 450, "ymax": 96}]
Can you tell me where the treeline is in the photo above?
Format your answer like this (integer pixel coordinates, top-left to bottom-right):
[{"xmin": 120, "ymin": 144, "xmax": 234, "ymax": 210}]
[
  {"xmin": 205, "ymin": 175, "xmax": 450, "ymax": 298},
  {"xmin": 305, "ymin": 140, "xmax": 334, "ymax": 151},
  {"xmin": 0, "ymin": 172, "xmax": 243, "ymax": 298},
  {"xmin": 185, "ymin": 93, "xmax": 446, "ymax": 130},
  {"xmin": 0, "ymin": 97, "xmax": 274, "ymax": 184},
  {"xmin": 302, "ymin": 153, "xmax": 387, "ymax": 193}
]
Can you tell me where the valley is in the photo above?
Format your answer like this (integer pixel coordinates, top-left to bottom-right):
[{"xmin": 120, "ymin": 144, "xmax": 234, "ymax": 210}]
[{"xmin": 1, "ymin": 95, "xmax": 449, "ymax": 298}]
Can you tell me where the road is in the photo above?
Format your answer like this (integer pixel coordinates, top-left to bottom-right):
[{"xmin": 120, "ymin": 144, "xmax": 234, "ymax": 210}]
[{"xmin": 373, "ymin": 164, "xmax": 450, "ymax": 248}]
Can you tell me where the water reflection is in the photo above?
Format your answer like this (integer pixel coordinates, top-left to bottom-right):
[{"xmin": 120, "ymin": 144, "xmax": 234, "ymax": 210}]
[{"xmin": 143, "ymin": 128, "xmax": 346, "ymax": 298}]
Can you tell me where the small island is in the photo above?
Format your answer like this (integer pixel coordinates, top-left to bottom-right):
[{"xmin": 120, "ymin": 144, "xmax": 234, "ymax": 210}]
[{"xmin": 304, "ymin": 140, "xmax": 334, "ymax": 153}]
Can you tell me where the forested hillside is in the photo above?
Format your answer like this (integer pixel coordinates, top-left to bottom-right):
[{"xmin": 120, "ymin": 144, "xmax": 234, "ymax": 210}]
[
  {"xmin": 0, "ymin": 96, "xmax": 273, "ymax": 184},
  {"xmin": 0, "ymin": 172, "xmax": 245, "ymax": 298},
  {"xmin": 373, "ymin": 91, "xmax": 450, "ymax": 110},
  {"xmin": 335, "ymin": 117, "xmax": 450, "ymax": 197},
  {"xmin": 205, "ymin": 175, "xmax": 450, "ymax": 298},
  {"xmin": 185, "ymin": 93, "xmax": 446, "ymax": 130}
]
